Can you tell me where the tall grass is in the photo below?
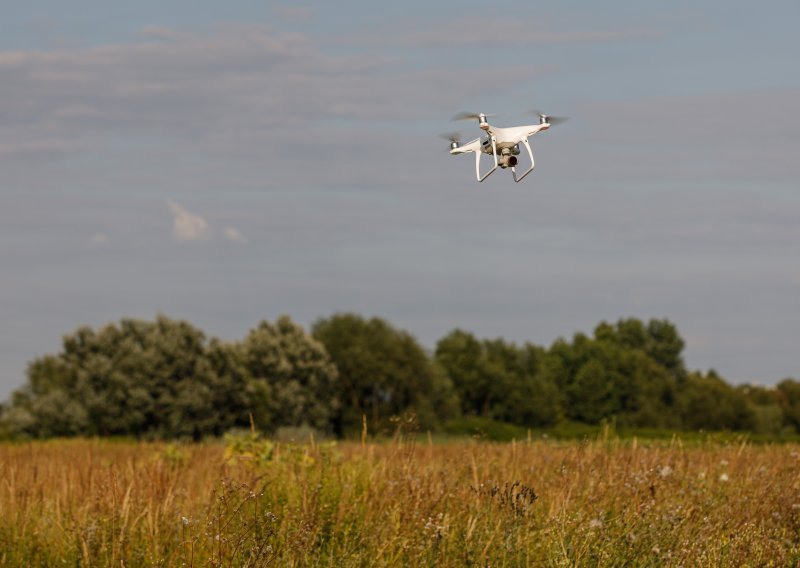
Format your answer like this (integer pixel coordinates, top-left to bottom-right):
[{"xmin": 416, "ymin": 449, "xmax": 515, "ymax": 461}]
[{"xmin": 1, "ymin": 434, "xmax": 799, "ymax": 566}]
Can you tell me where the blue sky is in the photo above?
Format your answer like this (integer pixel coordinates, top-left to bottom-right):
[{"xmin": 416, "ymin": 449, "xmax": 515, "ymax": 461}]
[{"xmin": 2, "ymin": 1, "xmax": 799, "ymax": 399}]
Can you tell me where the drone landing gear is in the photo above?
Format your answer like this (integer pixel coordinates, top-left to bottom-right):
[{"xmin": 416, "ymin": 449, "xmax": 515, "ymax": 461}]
[
  {"xmin": 475, "ymin": 136, "xmax": 499, "ymax": 182},
  {"xmin": 474, "ymin": 137, "xmax": 535, "ymax": 183},
  {"xmin": 511, "ymin": 138, "xmax": 535, "ymax": 183}
]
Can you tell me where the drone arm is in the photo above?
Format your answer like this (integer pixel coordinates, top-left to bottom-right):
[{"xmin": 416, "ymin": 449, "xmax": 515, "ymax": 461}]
[
  {"xmin": 512, "ymin": 138, "xmax": 535, "ymax": 182},
  {"xmin": 475, "ymin": 136, "xmax": 499, "ymax": 182}
]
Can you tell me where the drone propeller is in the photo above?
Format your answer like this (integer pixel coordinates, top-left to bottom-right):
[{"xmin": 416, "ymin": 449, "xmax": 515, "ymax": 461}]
[
  {"xmin": 439, "ymin": 132, "xmax": 462, "ymax": 150},
  {"xmin": 452, "ymin": 112, "xmax": 496, "ymax": 122},
  {"xmin": 543, "ymin": 115, "xmax": 569, "ymax": 125},
  {"xmin": 530, "ymin": 110, "xmax": 569, "ymax": 125}
]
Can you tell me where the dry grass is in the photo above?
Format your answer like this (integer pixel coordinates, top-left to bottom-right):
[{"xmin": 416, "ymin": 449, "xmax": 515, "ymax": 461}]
[{"xmin": 1, "ymin": 435, "xmax": 799, "ymax": 566}]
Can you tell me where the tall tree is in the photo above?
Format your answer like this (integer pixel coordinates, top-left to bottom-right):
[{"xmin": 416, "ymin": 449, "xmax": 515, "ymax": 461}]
[
  {"xmin": 594, "ymin": 318, "xmax": 686, "ymax": 379},
  {"xmin": 2, "ymin": 315, "xmax": 270, "ymax": 439},
  {"xmin": 436, "ymin": 331, "xmax": 561, "ymax": 427},
  {"xmin": 313, "ymin": 313, "xmax": 457, "ymax": 434},
  {"xmin": 676, "ymin": 370, "xmax": 754, "ymax": 431},
  {"xmin": 543, "ymin": 328, "xmax": 679, "ymax": 427},
  {"xmin": 435, "ymin": 330, "xmax": 494, "ymax": 417},
  {"xmin": 243, "ymin": 316, "xmax": 340, "ymax": 433},
  {"xmin": 776, "ymin": 379, "xmax": 800, "ymax": 433}
]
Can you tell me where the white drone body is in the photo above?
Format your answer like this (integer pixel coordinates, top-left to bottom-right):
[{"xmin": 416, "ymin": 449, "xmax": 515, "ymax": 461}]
[{"xmin": 446, "ymin": 112, "xmax": 564, "ymax": 182}]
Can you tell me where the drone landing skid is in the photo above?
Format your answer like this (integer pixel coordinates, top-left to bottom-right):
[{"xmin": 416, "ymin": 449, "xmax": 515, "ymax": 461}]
[
  {"xmin": 475, "ymin": 137, "xmax": 499, "ymax": 182},
  {"xmin": 511, "ymin": 139, "xmax": 535, "ymax": 183},
  {"xmin": 474, "ymin": 137, "xmax": 535, "ymax": 183}
]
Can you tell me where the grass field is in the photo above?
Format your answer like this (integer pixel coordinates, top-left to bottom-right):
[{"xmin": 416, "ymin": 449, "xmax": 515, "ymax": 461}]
[{"xmin": 1, "ymin": 433, "xmax": 799, "ymax": 566}]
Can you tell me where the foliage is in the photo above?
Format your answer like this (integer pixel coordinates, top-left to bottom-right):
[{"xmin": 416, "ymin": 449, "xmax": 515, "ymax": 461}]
[
  {"xmin": 312, "ymin": 313, "xmax": 458, "ymax": 435},
  {"xmin": 542, "ymin": 321, "xmax": 680, "ymax": 428},
  {"xmin": 243, "ymin": 316, "xmax": 340, "ymax": 433},
  {"xmin": 4, "ymin": 316, "xmax": 231, "ymax": 439},
  {"xmin": 1, "ymin": 313, "xmax": 797, "ymax": 439},
  {"xmin": 435, "ymin": 330, "xmax": 560, "ymax": 427},
  {"xmin": 776, "ymin": 378, "xmax": 800, "ymax": 432},
  {"xmin": 0, "ymin": 314, "xmax": 337, "ymax": 439},
  {"xmin": 676, "ymin": 370, "xmax": 754, "ymax": 431},
  {"xmin": 594, "ymin": 318, "xmax": 687, "ymax": 379}
]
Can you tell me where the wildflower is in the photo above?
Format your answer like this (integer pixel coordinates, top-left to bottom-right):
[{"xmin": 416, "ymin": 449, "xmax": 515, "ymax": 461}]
[
  {"xmin": 658, "ymin": 465, "xmax": 673, "ymax": 478},
  {"xmin": 181, "ymin": 516, "xmax": 190, "ymax": 526},
  {"xmin": 589, "ymin": 518, "xmax": 604, "ymax": 530},
  {"xmin": 719, "ymin": 473, "xmax": 729, "ymax": 482},
  {"xmin": 424, "ymin": 513, "xmax": 447, "ymax": 540}
]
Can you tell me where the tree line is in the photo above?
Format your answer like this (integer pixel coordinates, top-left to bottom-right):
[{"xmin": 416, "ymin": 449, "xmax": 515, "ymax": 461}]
[{"xmin": 1, "ymin": 313, "xmax": 799, "ymax": 439}]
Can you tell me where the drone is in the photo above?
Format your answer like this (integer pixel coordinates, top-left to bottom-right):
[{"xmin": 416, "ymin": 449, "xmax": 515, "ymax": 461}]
[{"xmin": 444, "ymin": 111, "xmax": 567, "ymax": 182}]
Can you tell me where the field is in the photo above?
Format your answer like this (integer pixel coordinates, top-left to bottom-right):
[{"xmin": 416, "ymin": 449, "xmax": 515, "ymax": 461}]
[{"xmin": 1, "ymin": 433, "xmax": 800, "ymax": 566}]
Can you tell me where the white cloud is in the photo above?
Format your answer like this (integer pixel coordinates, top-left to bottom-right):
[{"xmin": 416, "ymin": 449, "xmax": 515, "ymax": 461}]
[
  {"xmin": 224, "ymin": 227, "xmax": 248, "ymax": 244},
  {"xmin": 90, "ymin": 232, "xmax": 110, "ymax": 247},
  {"xmin": 168, "ymin": 200, "xmax": 210, "ymax": 242},
  {"xmin": 165, "ymin": 201, "xmax": 247, "ymax": 244}
]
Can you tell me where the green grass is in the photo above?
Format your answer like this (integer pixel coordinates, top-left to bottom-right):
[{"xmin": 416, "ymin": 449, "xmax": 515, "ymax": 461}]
[{"xmin": 440, "ymin": 416, "xmax": 800, "ymax": 445}]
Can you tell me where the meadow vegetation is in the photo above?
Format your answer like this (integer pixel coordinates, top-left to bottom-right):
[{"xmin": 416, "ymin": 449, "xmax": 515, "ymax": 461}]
[
  {"xmin": 1, "ymin": 433, "xmax": 799, "ymax": 566},
  {"xmin": 3, "ymin": 313, "xmax": 799, "ymax": 564}
]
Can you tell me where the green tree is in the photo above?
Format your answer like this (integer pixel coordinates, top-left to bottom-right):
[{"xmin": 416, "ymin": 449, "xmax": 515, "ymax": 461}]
[
  {"xmin": 775, "ymin": 379, "xmax": 800, "ymax": 433},
  {"xmin": 542, "ymin": 329, "xmax": 678, "ymax": 427},
  {"xmin": 736, "ymin": 385, "xmax": 785, "ymax": 435},
  {"xmin": 594, "ymin": 318, "xmax": 686, "ymax": 379},
  {"xmin": 313, "ymin": 313, "xmax": 457, "ymax": 435},
  {"xmin": 435, "ymin": 331, "xmax": 560, "ymax": 427},
  {"xmin": 435, "ymin": 330, "xmax": 494, "ymax": 417},
  {"xmin": 676, "ymin": 370, "xmax": 754, "ymax": 431},
  {"xmin": 243, "ymin": 316, "xmax": 339, "ymax": 433},
  {"xmin": 2, "ymin": 315, "xmax": 269, "ymax": 439}
]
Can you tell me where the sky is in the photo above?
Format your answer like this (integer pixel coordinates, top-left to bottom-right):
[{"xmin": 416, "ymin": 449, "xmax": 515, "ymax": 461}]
[{"xmin": 2, "ymin": 1, "xmax": 799, "ymax": 399}]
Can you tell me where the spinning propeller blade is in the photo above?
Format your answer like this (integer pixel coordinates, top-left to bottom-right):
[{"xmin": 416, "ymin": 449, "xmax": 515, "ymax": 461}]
[
  {"xmin": 452, "ymin": 112, "xmax": 496, "ymax": 122},
  {"xmin": 439, "ymin": 132, "xmax": 462, "ymax": 149},
  {"xmin": 530, "ymin": 110, "xmax": 569, "ymax": 125}
]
